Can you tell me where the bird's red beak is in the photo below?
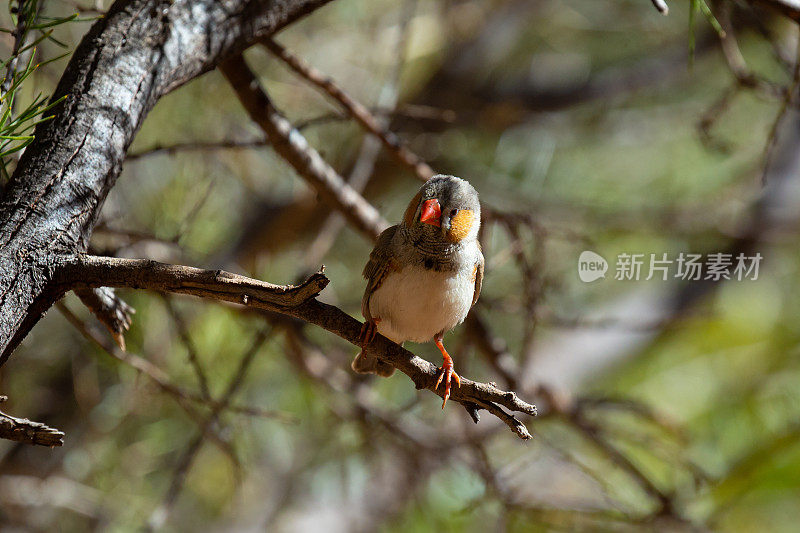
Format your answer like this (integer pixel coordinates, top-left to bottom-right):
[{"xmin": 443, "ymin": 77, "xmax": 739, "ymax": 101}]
[{"xmin": 419, "ymin": 199, "xmax": 442, "ymax": 227}]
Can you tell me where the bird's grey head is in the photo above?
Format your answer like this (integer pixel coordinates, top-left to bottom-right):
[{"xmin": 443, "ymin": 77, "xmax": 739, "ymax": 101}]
[{"xmin": 401, "ymin": 175, "xmax": 481, "ymax": 248}]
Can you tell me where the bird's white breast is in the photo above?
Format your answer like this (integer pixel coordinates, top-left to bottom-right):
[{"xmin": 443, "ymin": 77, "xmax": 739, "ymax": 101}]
[{"xmin": 368, "ymin": 257, "xmax": 476, "ymax": 344}]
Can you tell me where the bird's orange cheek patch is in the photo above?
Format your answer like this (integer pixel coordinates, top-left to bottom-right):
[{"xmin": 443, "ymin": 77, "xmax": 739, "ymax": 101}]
[{"xmin": 447, "ymin": 210, "xmax": 473, "ymax": 242}]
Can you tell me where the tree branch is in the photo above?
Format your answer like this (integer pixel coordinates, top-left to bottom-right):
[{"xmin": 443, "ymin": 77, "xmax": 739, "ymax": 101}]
[
  {"xmin": 0, "ymin": 0, "xmax": 335, "ymax": 366},
  {"xmin": 262, "ymin": 38, "xmax": 435, "ymax": 181},
  {"xmin": 126, "ymin": 139, "xmax": 268, "ymax": 160},
  {"xmin": 74, "ymin": 287, "xmax": 134, "ymax": 351},
  {"xmin": 56, "ymin": 302, "xmax": 294, "ymax": 424},
  {"xmin": 55, "ymin": 255, "xmax": 537, "ymax": 439},
  {"xmin": 219, "ymin": 54, "xmax": 389, "ymax": 240},
  {"xmin": 0, "ymin": 397, "xmax": 65, "ymax": 447},
  {"xmin": 58, "ymin": 255, "xmax": 330, "ymax": 309}
]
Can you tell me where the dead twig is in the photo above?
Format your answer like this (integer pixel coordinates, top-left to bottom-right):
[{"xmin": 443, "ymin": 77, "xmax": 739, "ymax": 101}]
[
  {"xmin": 0, "ymin": 398, "xmax": 65, "ymax": 447},
  {"xmin": 715, "ymin": 1, "xmax": 785, "ymax": 99},
  {"xmin": 125, "ymin": 104, "xmax": 457, "ymax": 162},
  {"xmin": 219, "ymin": 54, "xmax": 389, "ymax": 240},
  {"xmin": 162, "ymin": 297, "xmax": 211, "ymax": 401},
  {"xmin": 302, "ymin": 9, "xmax": 413, "ymax": 272},
  {"xmin": 262, "ymin": 38, "xmax": 435, "ymax": 181},
  {"xmin": 294, "ymin": 104, "xmax": 456, "ymax": 130},
  {"xmin": 147, "ymin": 327, "xmax": 273, "ymax": 530},
  {"xmin": 126, "ymin": 139, "xmax": 268, "ymax": 161},
  {"xmin": 56, "ymin": 301, "xmax": 293, "ymax": 446},
  {"xmin": 74, "ymin": 287, "xmax": 134, "ymax": 351}
]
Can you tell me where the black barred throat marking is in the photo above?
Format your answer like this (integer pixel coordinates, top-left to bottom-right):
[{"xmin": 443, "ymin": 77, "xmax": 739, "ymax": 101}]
[{"xmin": 421, "ymin": 255, "xmax": 453, "ymax": 271}]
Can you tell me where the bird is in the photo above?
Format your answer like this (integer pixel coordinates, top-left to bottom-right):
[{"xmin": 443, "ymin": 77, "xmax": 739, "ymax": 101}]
[{"xmin": 352, "ymin": 174, "xmax": 484, "ymax": 408}]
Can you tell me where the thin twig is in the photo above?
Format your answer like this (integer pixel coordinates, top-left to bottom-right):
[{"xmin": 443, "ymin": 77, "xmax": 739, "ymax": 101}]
[
  {"xmin": 715, "ymin": 1, "xmax": 785, "ymax": 99},
  {"xmin": 0, "ymin": 403, "xmax": 65, "ymax": 447},
  {"xmin": 262, "ymin": 38, "xmax": 436, "ymax": 181},
  {"xmin": 56, "ymin": 301, "xmax": 292, "ymax": 453},
  {"xmin": 125, "ymin": 104, "xmax": 457, "ymax": 162},
  {"xmin": 302, "ymin": 4, "xmax": 414, "ymax": 271},
  {"xmin": 162, "ymin": 297, "xmax": 212, "ymax": 401},
  {"xmin": 571, "ymin": 412, "xmax": 674, "ymax": 514},
  {"xmin": 761, "ymin": 31, "xmax": 800, "ymax": 184},
  {"xmin": 464, "ymin": 313, "xmax": 519, "ymax": 389},
  {"xmin": 294, "ymin": 104, "xmax": 456, "ymax": 130},
  {"xmin": 147, "ymin": 327, "xmax": 272, "ymax": 530},
  {"xmin": 126, "ymin": 139, "xmax": 268, "ymax": 161},
  {"xmin": 220, "ymin": 54, "xmax": 389, "ymax": 240},
  {"xmin": 74, "ymin": 286, "xmax": 134, "ymax": 351}
]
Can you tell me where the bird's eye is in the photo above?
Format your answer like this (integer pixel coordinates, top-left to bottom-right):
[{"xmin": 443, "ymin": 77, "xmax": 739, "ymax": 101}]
[{"xmin": 450, "ymin": 209, "xmax": 458, "ymax": 217}]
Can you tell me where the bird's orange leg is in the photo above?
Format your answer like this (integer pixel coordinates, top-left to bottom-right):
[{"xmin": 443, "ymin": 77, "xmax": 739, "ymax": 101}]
[
  {"xmin": 359, "ymin": 318, "xmax": 381, "ymax": 346},
  {"xmin": 434, "ymin": 334, "xmax": 461, "ymax": 409}
]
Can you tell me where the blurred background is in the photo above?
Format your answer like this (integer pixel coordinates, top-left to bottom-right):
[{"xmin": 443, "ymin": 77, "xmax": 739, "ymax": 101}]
[{"xmin": 2, "ymin": 0, "xmax": 800, "ymax": 530}]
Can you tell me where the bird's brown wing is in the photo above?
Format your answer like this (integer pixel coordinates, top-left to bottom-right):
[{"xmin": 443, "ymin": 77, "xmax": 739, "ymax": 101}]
[
  {"xmin": 361, "ymin": 225, "xmax": 399, "ymax": 320},
  {"xmin": 472, "ymin": 242, "xmax": 484, "ymax": 308}
]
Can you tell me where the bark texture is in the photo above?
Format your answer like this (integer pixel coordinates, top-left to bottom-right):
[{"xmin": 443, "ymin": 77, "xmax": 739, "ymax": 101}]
[
  {"xmin": 0, "ymin": 400, "xmax": 65, "ymax": 447},
  {"xmin": 0, "ymin": 0, "xmax": 332, "ymax": 365}
]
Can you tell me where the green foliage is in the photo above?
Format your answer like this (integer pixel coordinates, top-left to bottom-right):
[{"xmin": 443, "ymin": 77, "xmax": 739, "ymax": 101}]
[
  {"xmin": 689, "ymin": 0, "xmax": 724, "ymax": 65},
  {"xmin": 0, "ymin": 0, "xmax": 74, "ymax": 181}
]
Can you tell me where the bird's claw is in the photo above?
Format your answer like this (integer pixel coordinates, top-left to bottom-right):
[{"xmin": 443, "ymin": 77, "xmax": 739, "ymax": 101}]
[
  {"xmin": 359, "ymin": 318, "xmax": 380, "ymax": 346},
  {"xmin": 435, "ymin": 362, "xmax": 461, "ymax": 409}
]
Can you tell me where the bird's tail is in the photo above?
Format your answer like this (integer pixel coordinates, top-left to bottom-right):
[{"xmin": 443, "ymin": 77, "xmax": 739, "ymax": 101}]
[{"xmin": 352, "ymin": 349, "xmax": 395, "ymax": 377}]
